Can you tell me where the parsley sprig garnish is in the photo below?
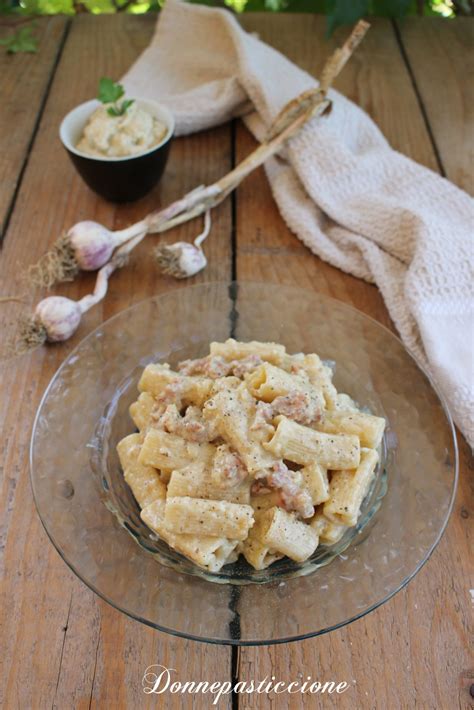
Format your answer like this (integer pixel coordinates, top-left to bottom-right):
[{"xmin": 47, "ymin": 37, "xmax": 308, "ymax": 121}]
[{"xmin": 97, "ymin": 77, "xmax": 134, "ymax": 117}]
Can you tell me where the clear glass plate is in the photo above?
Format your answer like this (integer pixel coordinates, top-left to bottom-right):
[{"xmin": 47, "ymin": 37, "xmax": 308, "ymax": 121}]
[{"xmin": 30, "ymin": 282, "xmax": 458, "ymax": 645}]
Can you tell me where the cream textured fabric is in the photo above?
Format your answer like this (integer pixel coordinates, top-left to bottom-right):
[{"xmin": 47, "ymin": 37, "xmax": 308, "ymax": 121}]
[{"xmin": 123, "ymin": 0, "xmax": 474, "ymax": 446}]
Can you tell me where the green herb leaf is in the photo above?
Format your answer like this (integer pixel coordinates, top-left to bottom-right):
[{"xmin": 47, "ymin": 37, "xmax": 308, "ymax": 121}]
[
  {"xmin": 0, "ymin": 26, "xmax": 38, "ymax": 54},
  {"xmin": 120, "ymin": 98, "xmax": 135, "ymax": 113},
  {"xmin": 106, "ymin": 98, "xmax": 134, "ymax": 117},
  {"xmin": 98, "ymin": 77, "xmax": 125, "ymax": 105}
]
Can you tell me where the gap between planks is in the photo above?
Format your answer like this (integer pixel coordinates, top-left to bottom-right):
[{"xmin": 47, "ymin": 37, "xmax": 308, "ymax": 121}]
[
  {"xmin": 392, "ymin": 18, "xmax": 446, "ymax": 177},
  {"xmin": 0, "ymin": 19, "xmax": 71, "ymax": 246}
]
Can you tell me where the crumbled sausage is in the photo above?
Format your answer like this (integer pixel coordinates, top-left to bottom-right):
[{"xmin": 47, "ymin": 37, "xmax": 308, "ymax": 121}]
[
  {"xmin": 178, "ymin": 355, "xmax": 232, "ymax": 378},
  {"xmin": 271, "ymin": 390, "xmax": 322, "ymax": 425},
  {"xmin": 231, "ymin": 354, "xmax": 263, "ymax": 377},
  {"xmin": 212, "ymin": 444, "xmax": 248, "ymax": 488},
  {"xmin": 150, "ymin": 380, "xmax": 183, "ymax": 421},
  {"xmin": 155, "ymin": 403, "xmax": 213, "ymax": 443},
  {"xmin": 264, "ymin": 461, "xmax": 314, "ymax": 519},
  {"xmin": 179, "ymin": 354, "xmax": 263, "ymax": 379}
]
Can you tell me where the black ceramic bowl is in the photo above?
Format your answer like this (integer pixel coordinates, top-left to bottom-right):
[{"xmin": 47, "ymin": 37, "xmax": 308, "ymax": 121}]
[{"xmin": 60, "ymin": 99, "xmax": 175, "ymax": 203}]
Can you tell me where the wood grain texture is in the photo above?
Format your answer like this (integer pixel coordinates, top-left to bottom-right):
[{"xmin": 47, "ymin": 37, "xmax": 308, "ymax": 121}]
[
  {"xmin": 0, "ymin": 17, "xmax": 69, "ymax": 239},
  {"xmin": 1, "ymin": 11, "xmax": 472, "ymax": 710},
  {"xmin": 235, "ymin": 14, "xmax": 472, "ymax": 710},
  {"xmin": 397, "ymin": 17, "xmax": 474, "ymax": 194},
  {"xmin": 0, "ymin": 14, "xmax": 232, "ymax": 710}
]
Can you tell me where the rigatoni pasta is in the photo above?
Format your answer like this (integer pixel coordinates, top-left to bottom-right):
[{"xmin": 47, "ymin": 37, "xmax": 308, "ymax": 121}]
[
  {"xmin": 140, "ymin": 500, "xmax": 240, "ymax": 573},
  {"xmin": 164, "ymin": 496, "xmax": 254, "ymax": 540},
  {"xmin": 138, "ymin": 428, "xmax": 215, "ymax": 474},
  {"xmin": 265, "ymin": 416, "xmax": 360, "ymax": 469},
  {"xmin": 254, "ymin": 507, "xmax": 319, "ymax": 563},
  {"xmin": 117, "ymin": 433, "xmax": 167, "ymax": 507},
  {"xmin": 324, "ymin": 448, "xmax": 379, "ymax": 526},
  {"xmin": 117, "ymin": 340, "xmax": 386, "ymax": 573},
  {"xmin": 167, "ymin": 463, "xmax": 251, "ymax": 504},
  {"xmin": 315, "ymin": 410, "xmax": 386, "ymax": 449}
]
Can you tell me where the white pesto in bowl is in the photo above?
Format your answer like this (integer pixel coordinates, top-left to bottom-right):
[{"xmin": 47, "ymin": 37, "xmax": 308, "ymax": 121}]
[{"xmin": 76, "ymin": 102, "xmax": 168, "ymax": 159}]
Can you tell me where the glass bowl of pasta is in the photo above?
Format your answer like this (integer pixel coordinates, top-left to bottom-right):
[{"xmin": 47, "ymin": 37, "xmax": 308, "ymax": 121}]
[{"xmin": 30, "ymin": 282, "xmax": 457, "ymax": 644}]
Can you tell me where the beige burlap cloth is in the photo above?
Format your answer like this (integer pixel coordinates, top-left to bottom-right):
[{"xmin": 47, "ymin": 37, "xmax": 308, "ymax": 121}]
[{"xmin": 123, "ymin": 0, "xmax": 474, "ymax": 446}]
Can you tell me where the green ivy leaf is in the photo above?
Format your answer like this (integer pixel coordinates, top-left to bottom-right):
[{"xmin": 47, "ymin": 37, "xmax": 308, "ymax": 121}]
[
  {"xmin": 372, "ymin": 0, "xmax": 413, "ymax": 17},
  {"xmin": 98, "ymin": 77, "xmax": 125, "ymax": 105},
  {"xmin": 264, "ymin": 0, "xmax": 286, "ymax": 10},
  {"xmin": 0, "ymin": 0, "xmax": 19, "ymax": 14},
  {"xmin": 326, "ymin": 0, "xmax": 370, "ymax": 36},
  {"xmin": 0, "ymin": 26, "xmax": 38, "ymax": 54}
]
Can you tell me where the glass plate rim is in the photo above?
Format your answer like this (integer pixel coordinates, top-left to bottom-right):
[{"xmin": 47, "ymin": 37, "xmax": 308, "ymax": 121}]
[{"xmin": 29, "ymin": 280, "xmax": 460, "ymax": 645}]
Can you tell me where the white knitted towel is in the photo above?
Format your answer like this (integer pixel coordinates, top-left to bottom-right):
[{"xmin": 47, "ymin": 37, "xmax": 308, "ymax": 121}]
[{"xmin": 123, "ymin": 0, "xmax": 474, "ymax": 446}]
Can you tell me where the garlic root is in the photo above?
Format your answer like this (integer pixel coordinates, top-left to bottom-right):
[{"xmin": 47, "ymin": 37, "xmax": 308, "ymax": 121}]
[
  {"xmin": 16, "ymin": 230, "xmax": 147, "ymax": 353},
  {"xmin": 27, "ymin": 219, "xmax": 148, "ymax": 289},
  {"xmin": 155, "ymin": 210, "xmax": 211, "ymax": 279}
]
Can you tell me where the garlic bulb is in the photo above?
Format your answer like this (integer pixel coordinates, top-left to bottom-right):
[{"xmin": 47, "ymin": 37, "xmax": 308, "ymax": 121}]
[
  {"xmin": 154, "ymin": 242, "xmax": 207, "ymax": 279},
  {"xmin": 154, "ymin": 211, "xmax": 211, "ymax": 279},
  {"xmin": 28, "ymin": 219, "xmax": 148, "ymax": 289},
  {"xmin": 67, "ymin": 221, "xmax": 117, "ymax": 271},
  {"xmin": 35, "ymin": 296, "xmax": 82, "ymax": 342}
]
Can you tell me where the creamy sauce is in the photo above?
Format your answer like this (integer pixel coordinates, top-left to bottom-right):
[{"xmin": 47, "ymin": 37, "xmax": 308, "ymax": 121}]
[{"xmin": 77, "ymin": 104, "xmax": 168, "ymax": 158}]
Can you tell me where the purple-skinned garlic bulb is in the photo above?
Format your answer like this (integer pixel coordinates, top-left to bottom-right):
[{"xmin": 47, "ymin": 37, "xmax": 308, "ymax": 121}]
[
  {"xmin": 67, "ymin": 221, "xmax": 117, "ymax": 271},
  {"xmin": 28, "ymin": 218, "xmax": 148, "ymax": 289},
  {"xmin": 17, "ymin": 230, "xmax": 146, "ymax": 354},
  {"xmin": 19, "ymin": 296, "xmax": 83, "ymax": 350},
  {"xmin": 35, "ymin": 296, "xmax": 82, "ymax": 341}
]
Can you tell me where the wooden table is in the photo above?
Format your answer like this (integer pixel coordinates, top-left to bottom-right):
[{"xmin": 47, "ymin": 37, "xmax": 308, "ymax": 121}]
[{"xmin": 1, "ymin": 12, "xmax": 472, "ymax": 709}]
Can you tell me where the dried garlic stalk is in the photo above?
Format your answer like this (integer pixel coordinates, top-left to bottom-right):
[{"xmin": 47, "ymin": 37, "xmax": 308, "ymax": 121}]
[{"xmin": 13, "ymin": 21, "xmax": 369, "ymax": 351}]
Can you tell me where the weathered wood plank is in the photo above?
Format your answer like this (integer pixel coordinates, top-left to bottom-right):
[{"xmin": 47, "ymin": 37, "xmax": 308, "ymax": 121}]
[
  {"xmin": 397, "ymin": 17, "xmax": 474, "ymax": 194},
  {"xmin": 235, "ymin": 14, "xmax": 471, "ymax": 709},
  {"xmin": 0, "ymin": 13, "xmax": 232, "ymax": 709},
  {"xmin": 0, "ymin": 17, "xmax": 69, "ymax": 239}
]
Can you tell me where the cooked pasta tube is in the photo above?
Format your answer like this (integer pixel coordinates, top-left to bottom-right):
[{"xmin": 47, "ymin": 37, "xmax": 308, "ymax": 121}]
[
  {"xmin": 250, "ymin": 491, "xmax": 283, "ymax": 513},
  {"xmin": 300, "ymin": 462, "xmax": 329, "ymax": 505},
  {"xmin": 264, "ymin": 416, "xmax": 360, "ymax": 469},
  {"xmin": 246, "ymin": 362, "xmax": 325, "ymax": 416},
  {"xmin": 164, "ymin": 496, "xmax": 254, "ymax": 541},
  {"xmin": 129, "ymin": 391, "xmax": 156, "ymax": 431},
  {"xmin": 203, "ymin": 383, "xmax": 275, "ymax": 474},
  {"xmin": 298, "ymin": 353, "xmax": 338, "ymax": 409},
  {"xmin": 117, "ymin": 434, "xmax": 166, "ymax": 508},
  {"xmin": 210, "ymin": 338, "xmax": 287, "ymax": 365},
  {"xmin": 309, "ymin": 512, "xmax": 347, "ymax": 544},
  {"xmin": 141, "ymin": 500, "xmax": 239, "ymax": 573},
  {"xmin": 324, "ymin": 448, "xmax": 379, "ymax": 526},
  {"xmin": 316, "ymin": 410, "xmax": 385, "ymax": 449},
  {"xmin": 247, "ymin": 363, "xmax": 301, "ymax": 401},
  {"xmin": 257, "ymin": 507, "xmax": 319, "ymax": 562},
  {"xmin": 139, "ymin": 363, "xmax": 213, "ymax": 407},
  {"xmin": 138, "ymin": 429, "xmax": 215, "ymax": 473},
  {"xmin": 335, "ymin": 393, "xmax": 359, "ymax": 412},
  {"xmin": 138, "ymin": 363, "xmax": 175, "ymax": 394},
  {"xmin": 167, "ymin": 463, "xmax": 250, "ymax": 504},
  {"xmin": 241, "ymin": 514, "xmax": 284, "ymax": 570}
]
